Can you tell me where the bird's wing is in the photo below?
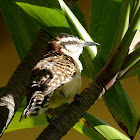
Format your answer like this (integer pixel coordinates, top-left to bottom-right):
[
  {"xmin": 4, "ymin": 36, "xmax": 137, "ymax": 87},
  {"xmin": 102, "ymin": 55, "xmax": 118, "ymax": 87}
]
[
  {"xmin": 19, "ymin": 53, "xmax": 76, "ymax": 121},
  {"xmin": 28, "ymin": 53, "xmax": 76, "ymax": 100}
]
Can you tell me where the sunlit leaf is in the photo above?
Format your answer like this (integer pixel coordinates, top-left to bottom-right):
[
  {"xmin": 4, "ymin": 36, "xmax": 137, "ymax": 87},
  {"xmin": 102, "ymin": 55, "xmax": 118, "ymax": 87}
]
[
  {"xmin": 58, "ymin": 0, "xmax": 98, "ymax": 78},
  {"xmin": 83, "ymin": 113, "xmax": 130, "ymax": 140},
  {"xmin": 5, "ymin": 107, "xmax": 48, "ymax": 132},
  {"xmin": 16, "ymin": 1, "xmax": 71, "ymax": 37}
]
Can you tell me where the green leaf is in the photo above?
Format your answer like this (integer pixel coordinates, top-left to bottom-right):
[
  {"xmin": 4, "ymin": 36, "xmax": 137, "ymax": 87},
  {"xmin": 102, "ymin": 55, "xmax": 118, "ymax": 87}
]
[
  {"xmin": 90, "ymin": 0, "xmax": 122, "ymax": 59},
  {"xmin": 74, "ymin": 117, "xmax": 106, "ymax": 140},
  {"xmin": 119, "ymin": 43, "xmax": 140, "ymax": 79},
  {"xmin": 5, "ymin": 102, "xmax": 130, "ymax": 140},
  {"xmin": 58, "ymin": 0, "xmax": 92, "ymax": 40},
  {"xmin": 0, "ymin": 0, "xmax": 40, "ymax": 60},
  {"xmin": 121, "ymin": 60, "xmax": 140, "ymax": 79},
  {"xmin": 3, "ymin": 106, "xmax": 104, "ymax": 140},
  {"xmin": 58, "ymin": 0, "xmax": 98, "ymax": 79},
  {"xmin": 90, "ymin": 0, "xmax": 140, "ymax": 138},
  {"xmin": 123, "ymin": 43, "xmax": 140, "ymax": 70},
  {"xmin": 5, "ymin": 107, "xmax": 48, "ymax": 132},
  {"xmin": 55, "ymin": 103, "xmax": 130, "ymax": 139},
  {"xmin": 104, "ymin": 82, "xmax": 140, "ymax": 138},
  {"xmin": 1, "ymin": 0, "xmax": 140, "ymax": 138},
  {"xmin": 16, "ymin": 0, "xmax": 95, "ymax": 78},
  {"xmin": 130, "ymin": 0, "xmax": 140, "ymax": 23},
  {"xmin": 83, "ymin": 113, "xmax": 130, "ymax": 140},
  {"xmin": 16, "ymin": 1, "xmax": 71, "ymax": 37},
  {"xmin": 111, "ymin": 0, "xmax": 131, "ymax": 52},
  {"xmin": 54, "ymin": 103, "xmax": 105, "ymax": 139},
  {"xmin": 113, "ymin": 5, "xmax": 140, "ymax": 73},
  {"xmin": 71, "ymin": 4, "xmax": 88, "ymax": 32}
]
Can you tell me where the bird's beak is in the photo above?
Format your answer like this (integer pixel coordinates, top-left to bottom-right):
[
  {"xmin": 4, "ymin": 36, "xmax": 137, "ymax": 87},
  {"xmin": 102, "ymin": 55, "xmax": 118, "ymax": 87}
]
[{"xmin": 83, "ymin": 41, "xmax": 100, "ymax": 47}]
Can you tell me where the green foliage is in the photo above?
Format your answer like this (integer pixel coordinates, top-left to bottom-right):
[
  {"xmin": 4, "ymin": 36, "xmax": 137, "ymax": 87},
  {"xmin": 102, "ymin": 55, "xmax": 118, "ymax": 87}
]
[
  {"xmin": 91, "ymin": 0, "xmax": 140, "ymax": 138},
  {"xmin": 58, "ymin": 0, "xmax": 98, "ymax": 79},
  {"xmin": 16, "ymin": 1, "xmax": 71, "ymax": 37},
  {"xmin": 5, "ymin": 107, "xmax": 48, "ymax": 132},
  {"xmin": 0, "ymin": 0, "xmax": 140, "ymax": 139},
  {"xmin": 0, "ymin": 0, "xmax": 40, "ymax": 60},
  {"xmin": 83, "ymin": 113, "xmax": 130, "ymax": 140},
  {"xmin": 90, "ymin": 0, "xmax": 122, "ymax": 59},
  {"xmin": 104, "ymin": 82, "xmax": 140, "ymax": 137}
]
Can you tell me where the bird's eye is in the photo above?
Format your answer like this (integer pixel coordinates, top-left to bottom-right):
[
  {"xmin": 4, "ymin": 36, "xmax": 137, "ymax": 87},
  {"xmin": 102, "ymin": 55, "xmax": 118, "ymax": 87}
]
[{"xmin": 73, "ymin": 41, "xmax": 77, "ymax": 44}]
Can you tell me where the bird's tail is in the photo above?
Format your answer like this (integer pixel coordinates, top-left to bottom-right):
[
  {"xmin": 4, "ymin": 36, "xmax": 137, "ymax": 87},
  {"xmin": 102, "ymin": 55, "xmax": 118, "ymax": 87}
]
[{"xmin": 19, "ymin": 92, "xmax": 45, "ymax": 122}]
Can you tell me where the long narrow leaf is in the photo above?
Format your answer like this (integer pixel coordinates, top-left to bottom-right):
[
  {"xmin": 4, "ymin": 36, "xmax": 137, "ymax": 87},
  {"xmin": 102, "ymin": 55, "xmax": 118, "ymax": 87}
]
[
  {"xmin": 130, "ymin": 0, "xmax": 140, "ymax": 23},
  {"xmin": 83, "ymin": 113, "xmax": 130, "ymax": 140},
  {"xmin": 58, "ymin": 0, "xmax": 98, "ymax": 79},
  {"xmin": 73, "ymin": 118, "xmax": 106, "ymax": 140},
  {"xmin": 90, "ymin": 0, "xmax": 122, "ymax": 59},
  {"xmin": 5, "ymin": 106, "xmax": 106, "ymax": 140},
  {"xmin": 90, "ymin": 0, "xmax": 140, "ymax": 138},
  {"xmin": 104, "ymin": 82, "xmax": 140, "ymax": 138},
  {"xmin": 112, "ymin": 6, "xmax": 140, "ymax": 72},
  {"xmin": 111, "ymin": 0, "xmax": 131, "ymax": 52},
  {"xmin": 1, "ymin": 0, "xmax": 140, "ymax": 138},
  {"xmin": 58, "ymin": 0, "xmax": 139, "ymax": 139},
  {"xmin": 5, "ymin": 107, "xmax": 48, "ymax": 132},
  {"xmin": 5, "ymin": 103, "xmax": 129, "ymax": 140},
  {"xmin": 121, "ymin": 60, "xmax": 140, "ymax": 79},
  {"xmin": 16, "ymin": 0, "xmax": 92, "ymax": 78},
  {"xmin": 55, "ymin": 102, "xmax": 130, "ymax": 139},
  {"xmin": 16, "ymin": 1, "xmax": 71, "ymax": 37},
  {"xmin": 118, "ymin": 43, "xmax": 140, "ymax": 78},
  {"xmin": 0, "ymin": 0, "xmax": 40, "ymax": 60}
]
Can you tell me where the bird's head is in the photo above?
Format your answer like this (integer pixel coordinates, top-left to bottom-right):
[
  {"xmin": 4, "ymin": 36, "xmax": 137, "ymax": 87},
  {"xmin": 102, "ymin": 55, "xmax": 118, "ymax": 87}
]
[{"xmin": 49, "ymin": 33, "xmax": 99, "ymax": 58}]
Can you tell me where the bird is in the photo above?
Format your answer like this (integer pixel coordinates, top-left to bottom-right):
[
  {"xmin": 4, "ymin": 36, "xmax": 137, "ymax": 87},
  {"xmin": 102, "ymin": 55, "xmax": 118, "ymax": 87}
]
[{"xmin": 19, "ymin": 33, "xmax": 99, "ymax": 122}]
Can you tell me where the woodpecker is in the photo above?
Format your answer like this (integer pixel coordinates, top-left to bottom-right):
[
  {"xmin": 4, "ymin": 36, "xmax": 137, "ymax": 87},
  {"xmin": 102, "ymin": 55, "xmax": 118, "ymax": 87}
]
[{"xmin": 19, "ymin": 33, "xmax": 99, "ymax": 122}]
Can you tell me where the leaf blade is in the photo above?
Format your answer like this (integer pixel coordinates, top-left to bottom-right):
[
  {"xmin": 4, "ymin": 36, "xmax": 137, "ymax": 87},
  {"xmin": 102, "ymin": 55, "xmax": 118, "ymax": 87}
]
[
  {"xmin": 16, "ymin": 1, "xmax": 71, "ymax": 37},
  {"xmin": 0, "ymin": 0, "xmax": 40, "ymax": 60},
  {"xmin": 90, "ymin": 0, "xmax": 140, "ymax": 137},
  {"xmin": 104, "ymin": 82, "xmax": 140, "ymax": 138},
  {"xmin": 5, "ymin": 107, "xmax": 48, "ymax": 132},
  {"xmin": 58, "ymin": 0, "xmax": 98, "ymax": 78},
  {"xmin": 83, "ymin": 113, "xmax": 130, "ymax": 140}
]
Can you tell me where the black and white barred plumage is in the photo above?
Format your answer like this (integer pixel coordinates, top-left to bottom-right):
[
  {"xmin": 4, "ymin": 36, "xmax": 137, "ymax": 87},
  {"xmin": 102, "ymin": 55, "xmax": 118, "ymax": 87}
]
[{"xmin": 19, "ymin": 33, "xmax": 99, "ymax": 121}]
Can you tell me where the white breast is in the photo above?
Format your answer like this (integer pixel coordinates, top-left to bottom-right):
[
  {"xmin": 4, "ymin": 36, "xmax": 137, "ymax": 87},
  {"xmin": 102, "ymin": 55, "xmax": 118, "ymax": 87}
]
[
  {"xmin": 49, "ymin": 59, "xmax": 82, "ymax": 109},
  {"xmin": 60, "ymin": 58, "xmax": 82, "ymax": 99},
  {"xmin": 62, "ymin": 69, "xmax": 81, "ymax": 98}
]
